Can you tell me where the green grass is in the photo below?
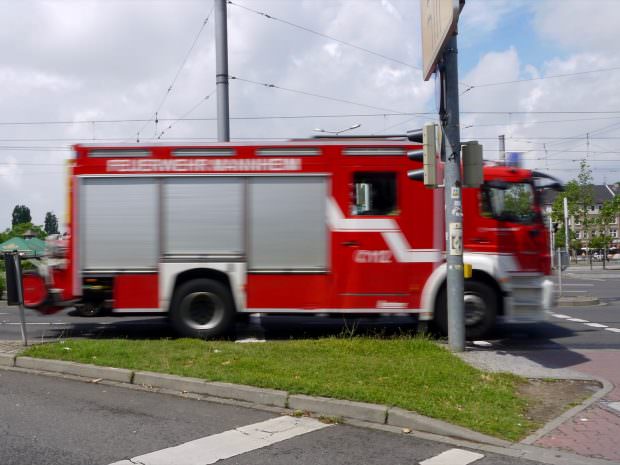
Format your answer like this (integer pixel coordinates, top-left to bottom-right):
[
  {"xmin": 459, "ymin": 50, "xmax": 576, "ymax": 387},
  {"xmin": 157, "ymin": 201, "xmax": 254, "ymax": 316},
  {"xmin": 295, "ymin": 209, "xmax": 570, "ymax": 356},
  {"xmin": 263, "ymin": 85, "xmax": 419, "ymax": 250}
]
[{"xmin": 23, "ymin": 336, "xmax": 534, "ymax": 441}]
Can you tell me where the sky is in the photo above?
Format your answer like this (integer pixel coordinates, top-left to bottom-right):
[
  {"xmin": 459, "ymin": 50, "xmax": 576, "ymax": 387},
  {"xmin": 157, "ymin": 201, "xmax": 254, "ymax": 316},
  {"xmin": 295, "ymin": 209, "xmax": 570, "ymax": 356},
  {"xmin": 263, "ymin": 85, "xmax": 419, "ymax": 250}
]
[{"xmin": 1, "ymin": 0, "xmax": 619, "ymax": 232}]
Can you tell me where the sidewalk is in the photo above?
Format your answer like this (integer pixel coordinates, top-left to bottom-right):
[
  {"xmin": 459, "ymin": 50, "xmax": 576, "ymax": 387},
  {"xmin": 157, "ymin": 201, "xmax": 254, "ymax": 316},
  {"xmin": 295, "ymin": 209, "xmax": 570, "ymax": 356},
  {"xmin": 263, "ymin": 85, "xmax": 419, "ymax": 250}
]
[{"xmin": 460, "ymin": 348, "xmax": 620, "ymax": 463}]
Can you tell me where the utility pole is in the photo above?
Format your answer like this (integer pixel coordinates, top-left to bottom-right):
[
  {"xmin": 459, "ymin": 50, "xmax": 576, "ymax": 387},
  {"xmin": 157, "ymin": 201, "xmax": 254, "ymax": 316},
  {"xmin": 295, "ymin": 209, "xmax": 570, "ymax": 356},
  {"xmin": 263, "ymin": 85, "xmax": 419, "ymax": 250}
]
[
  {"xmin": 564, "ymin": 196, "xmax": 570, "ymax": 257},
  {"xmin": 440, "ymin": 35, "xmax": 465, "ymax": 352},
  {"xmin": 214, "ymin": 0, "xmax": 230, "ymax": 142},
  {"xmin": 499, "ymin": 134, "xmax": 505, "ymax": 164}
]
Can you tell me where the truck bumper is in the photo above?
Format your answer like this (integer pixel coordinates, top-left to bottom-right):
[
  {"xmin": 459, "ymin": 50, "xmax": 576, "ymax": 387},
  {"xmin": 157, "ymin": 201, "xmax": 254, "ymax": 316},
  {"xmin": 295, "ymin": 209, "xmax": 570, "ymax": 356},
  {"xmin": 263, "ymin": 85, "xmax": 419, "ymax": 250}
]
[{"xmin": 503, "ymin": 273, "xmax": 554, "ymax": 324}]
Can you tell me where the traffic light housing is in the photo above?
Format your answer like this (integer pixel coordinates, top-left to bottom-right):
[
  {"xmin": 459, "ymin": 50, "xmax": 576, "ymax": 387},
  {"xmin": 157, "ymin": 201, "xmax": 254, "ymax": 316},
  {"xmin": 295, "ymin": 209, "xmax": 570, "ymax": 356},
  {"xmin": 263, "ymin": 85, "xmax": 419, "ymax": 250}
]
[
  {"xmin": 407, "ymin": 123, "xmax": 439, "ymax": 187},
  {"xmin": 462, "ymin": 141, "xmax": 483, "ymax": 188}
]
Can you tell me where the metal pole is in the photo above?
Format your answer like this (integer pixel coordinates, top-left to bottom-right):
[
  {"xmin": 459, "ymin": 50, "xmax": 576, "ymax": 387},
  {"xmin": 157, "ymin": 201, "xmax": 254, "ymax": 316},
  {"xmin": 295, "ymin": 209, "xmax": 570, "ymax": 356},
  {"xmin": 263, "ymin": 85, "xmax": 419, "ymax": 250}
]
[
  {"xmin": 214, "ymin": 0, "xmax": 230, "ymax": 142},
  {"xmin": 549, "ymin": 216, "xmax": 554, "ymax": 270},
  {"xmin": 499, "ymin": 134, "xmax": 505, "ymax": 164},
  {"xmin": 13, "ymin": 254, "xmax": 28, "ymax": 346},
  {"xmin": 563, "ymin": 197, "xmax": 569, "ymax": 258},
  {"xmin": 440, "ymin": 35, "xmax": 464, "ymax": 352},
  {"xmin": 557, "ymin": 248, "xmax": 562, "ymax": 298}
]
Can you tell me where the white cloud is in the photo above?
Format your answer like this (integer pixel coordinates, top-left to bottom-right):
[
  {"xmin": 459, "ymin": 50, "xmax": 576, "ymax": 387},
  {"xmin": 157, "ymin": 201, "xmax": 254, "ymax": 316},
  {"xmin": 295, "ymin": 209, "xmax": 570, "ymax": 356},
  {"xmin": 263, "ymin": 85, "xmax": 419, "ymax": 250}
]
[{"xmin": 532, "ymin": 0, "xmax": 620, "ymax": 53}]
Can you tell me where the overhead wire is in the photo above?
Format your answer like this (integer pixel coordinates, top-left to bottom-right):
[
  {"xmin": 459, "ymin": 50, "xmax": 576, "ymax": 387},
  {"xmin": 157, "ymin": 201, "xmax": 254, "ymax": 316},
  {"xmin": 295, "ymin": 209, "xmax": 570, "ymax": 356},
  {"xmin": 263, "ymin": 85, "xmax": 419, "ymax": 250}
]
[
  {"xmin": 156, "ymin": 90, "xmax": 217, "ymax": 139},
  {"xmin": 226, "ymin": 0, "xmax": 478, "ymax": 89},
  {"xmin": 136, "ymin": 2, "xmax": 215, "ymax": 140},
  {"xmin": 230, "ymin": 75, "xmax": 407, "ymax": 114},
  {"xmin": 227, "ymin": 0, "xmax": 420, "ymax": 71},
  {"xmin": 461, "ymin": 66, "xmax": 620, "ymax": 94}
]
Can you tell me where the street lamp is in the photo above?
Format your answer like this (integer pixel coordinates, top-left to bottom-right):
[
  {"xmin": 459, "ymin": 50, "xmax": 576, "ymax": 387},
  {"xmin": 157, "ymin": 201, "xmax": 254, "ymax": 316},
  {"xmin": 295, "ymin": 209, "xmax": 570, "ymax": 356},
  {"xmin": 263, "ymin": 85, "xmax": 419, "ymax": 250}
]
[{"xmin": 313, "ymin": 123, "xmax": 361, "ymax": 135}]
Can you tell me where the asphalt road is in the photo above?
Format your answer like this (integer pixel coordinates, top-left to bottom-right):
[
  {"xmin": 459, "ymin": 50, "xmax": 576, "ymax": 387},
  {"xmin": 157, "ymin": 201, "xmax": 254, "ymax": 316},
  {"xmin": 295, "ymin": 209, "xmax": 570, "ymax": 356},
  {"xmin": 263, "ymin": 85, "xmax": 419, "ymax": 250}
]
[
  {"xmin": 0, "ymin": 369, "xmax": 548, "ymax": 465},
  {"xmin": 1, "ymin": 267, "xmax": 619, "ymax": 464},
  {"xmin": 1, "ymin": 267, "xmax": 619, "ymax": 349}
]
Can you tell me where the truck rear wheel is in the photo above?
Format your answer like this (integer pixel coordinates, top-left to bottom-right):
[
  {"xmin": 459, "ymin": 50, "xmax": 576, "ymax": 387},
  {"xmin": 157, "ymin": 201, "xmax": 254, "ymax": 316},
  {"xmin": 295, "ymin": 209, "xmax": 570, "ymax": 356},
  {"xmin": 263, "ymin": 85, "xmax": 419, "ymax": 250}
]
[
  {"xmin": 76, "ymin": 302, "xmax": 106, "ymax": 317},
  {"xmin": 434, "ymin": 280, "xmax": 497, "ymax": 340},
  {"xmin": 169, "ymin": 278, "xmax": 234, "ymax": 339}
]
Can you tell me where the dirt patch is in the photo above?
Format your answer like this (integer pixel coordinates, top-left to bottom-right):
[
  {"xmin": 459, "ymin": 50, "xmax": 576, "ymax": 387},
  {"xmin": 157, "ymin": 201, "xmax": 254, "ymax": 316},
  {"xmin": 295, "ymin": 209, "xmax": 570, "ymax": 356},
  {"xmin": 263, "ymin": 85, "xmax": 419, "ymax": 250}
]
[{"xmin": 518, "ymin": 379, "xmax": 601, "ymax": 425}]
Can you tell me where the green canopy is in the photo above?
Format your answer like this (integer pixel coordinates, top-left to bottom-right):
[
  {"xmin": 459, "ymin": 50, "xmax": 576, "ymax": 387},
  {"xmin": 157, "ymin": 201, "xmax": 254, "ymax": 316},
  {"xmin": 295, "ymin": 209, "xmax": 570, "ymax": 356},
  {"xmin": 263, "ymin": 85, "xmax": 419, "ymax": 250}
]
[{"xmin": 0, "ymin": 237, "xmax": 46, "ymax": 258}]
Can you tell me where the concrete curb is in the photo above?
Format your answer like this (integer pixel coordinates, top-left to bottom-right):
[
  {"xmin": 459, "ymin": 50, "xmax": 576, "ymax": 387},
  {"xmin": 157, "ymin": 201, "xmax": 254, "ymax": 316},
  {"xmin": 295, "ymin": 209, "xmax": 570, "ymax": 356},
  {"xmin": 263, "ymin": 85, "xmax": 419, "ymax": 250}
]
[
  {"xmin": 6, "ymin": 356, "xmax": 501, "ymax": 446},
  {"xmin": 520, "ymin": 376, "xmax": 615, "ymax": 445},
  {"xmin": 557, "ymin": 295, "xmax": 600, "ymax": 307},
  {"xmin": 133, "ymin": 371, "xmax": 288, "ymax": 408},
  {"xmin": 289, "ymin": 394, "xmax": 387, "ymax": 423},
  {"xmin": 0, "ymin": 353, "xmax": 16, "ymax": 367},
  {"xmin": 15, "ymin": 357, "xmax": 133, "ymax": 383},
  {"xmin": 387, "ymin": 407, "xmax": 511, "ymax": 448}
]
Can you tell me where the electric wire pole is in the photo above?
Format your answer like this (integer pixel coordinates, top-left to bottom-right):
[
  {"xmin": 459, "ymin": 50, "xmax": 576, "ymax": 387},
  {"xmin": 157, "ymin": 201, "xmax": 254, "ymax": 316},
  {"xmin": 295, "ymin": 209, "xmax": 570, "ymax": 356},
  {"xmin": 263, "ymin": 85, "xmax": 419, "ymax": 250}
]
[
  {"xmin": 215, "ymin": 0, "xmax": 230, "ymax": 142},
  {"xmin": 440, "ymin": 34, "xmax": 465, "ymax": 352}
]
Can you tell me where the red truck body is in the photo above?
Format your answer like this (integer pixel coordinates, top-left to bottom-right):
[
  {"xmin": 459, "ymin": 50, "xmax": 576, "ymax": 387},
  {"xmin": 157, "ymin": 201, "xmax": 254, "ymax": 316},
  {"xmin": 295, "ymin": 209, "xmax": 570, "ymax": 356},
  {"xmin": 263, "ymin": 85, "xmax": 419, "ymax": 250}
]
[{"xmin": 23, "ymin": 140, "xmax": 554, "ymax": 338}]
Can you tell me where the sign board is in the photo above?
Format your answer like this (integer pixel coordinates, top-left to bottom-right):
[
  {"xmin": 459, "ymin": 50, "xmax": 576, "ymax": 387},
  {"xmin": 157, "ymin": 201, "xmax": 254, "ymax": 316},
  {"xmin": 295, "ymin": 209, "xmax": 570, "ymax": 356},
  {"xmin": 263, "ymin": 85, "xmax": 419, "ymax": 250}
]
[
  {"xmin": 4, "ymin": 253, "xmax": 22, "ymax": 306},
  {"xmin": 420, "ymin": 0, "xmax": 464, "ymax": 81}
]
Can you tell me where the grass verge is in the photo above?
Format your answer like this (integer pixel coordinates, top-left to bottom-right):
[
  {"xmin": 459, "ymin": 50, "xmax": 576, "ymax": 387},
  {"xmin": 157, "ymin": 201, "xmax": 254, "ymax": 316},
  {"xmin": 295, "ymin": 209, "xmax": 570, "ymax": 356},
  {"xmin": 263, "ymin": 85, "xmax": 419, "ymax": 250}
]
[{"xmin": 23, "ymin": 336, "xmax": 534, "ymax": 441}]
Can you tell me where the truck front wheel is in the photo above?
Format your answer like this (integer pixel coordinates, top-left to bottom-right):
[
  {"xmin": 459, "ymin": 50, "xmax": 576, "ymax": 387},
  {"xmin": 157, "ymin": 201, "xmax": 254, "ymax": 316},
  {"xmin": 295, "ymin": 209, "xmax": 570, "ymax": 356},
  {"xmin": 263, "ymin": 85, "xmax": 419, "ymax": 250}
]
[
  {"xmin": 169, "ymin": 278, "xmax": 234, "ymax": 339},
  {"xmin": 434, "ymin": 280, "xmax": 497, "ymax": 340}
]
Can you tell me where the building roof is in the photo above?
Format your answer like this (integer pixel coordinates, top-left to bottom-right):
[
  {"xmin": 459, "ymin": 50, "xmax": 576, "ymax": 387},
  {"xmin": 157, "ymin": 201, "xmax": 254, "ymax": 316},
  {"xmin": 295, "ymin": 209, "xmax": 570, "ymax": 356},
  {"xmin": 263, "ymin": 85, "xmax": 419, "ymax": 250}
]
[
  {"xmin": 539, "ymin": 184, "xmax": 616, "ymax": 208},
  {"xmin": 0, "ymin": 237, "xmax": 46, "ymax": 257}
]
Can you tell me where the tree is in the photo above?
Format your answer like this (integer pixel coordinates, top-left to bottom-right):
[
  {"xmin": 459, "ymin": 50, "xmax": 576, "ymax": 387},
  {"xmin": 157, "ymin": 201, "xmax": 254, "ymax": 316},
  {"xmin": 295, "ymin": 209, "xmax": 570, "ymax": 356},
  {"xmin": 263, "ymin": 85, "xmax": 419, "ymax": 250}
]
[
  {"xmin": 551, "ymin": 160, "xmax": 594, "ymax": 258},
  {"xmin": 0, "ymin": 222, "xmax": 46, "ymax": 241},
  {"xmin": 44, "ymin": 211, "xmax": 59, "ymax": 235},
  {"xmin": 11, "ymin": 205, "xmax": 32, "ymax": 227}
]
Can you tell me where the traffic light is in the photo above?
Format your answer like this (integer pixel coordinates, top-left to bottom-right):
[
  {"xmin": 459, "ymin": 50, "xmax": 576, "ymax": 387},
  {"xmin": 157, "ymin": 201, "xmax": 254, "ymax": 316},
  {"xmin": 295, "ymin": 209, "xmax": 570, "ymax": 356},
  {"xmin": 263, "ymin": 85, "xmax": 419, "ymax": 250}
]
[
  {"xmin": 461, "ymin": 141, "xmax": 483, "ymax": 188},
  {"xmin": 406, "ymin": 123, "xmax": 439, "ymax": 188}
]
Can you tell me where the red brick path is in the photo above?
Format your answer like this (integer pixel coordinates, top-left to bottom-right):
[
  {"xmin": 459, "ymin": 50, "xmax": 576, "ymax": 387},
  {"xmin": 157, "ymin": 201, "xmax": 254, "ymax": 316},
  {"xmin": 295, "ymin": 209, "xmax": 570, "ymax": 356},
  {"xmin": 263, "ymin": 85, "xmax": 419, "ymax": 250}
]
[{"xmin": 534, "ymin": 350, "xmax": 620, "ymax": 462}]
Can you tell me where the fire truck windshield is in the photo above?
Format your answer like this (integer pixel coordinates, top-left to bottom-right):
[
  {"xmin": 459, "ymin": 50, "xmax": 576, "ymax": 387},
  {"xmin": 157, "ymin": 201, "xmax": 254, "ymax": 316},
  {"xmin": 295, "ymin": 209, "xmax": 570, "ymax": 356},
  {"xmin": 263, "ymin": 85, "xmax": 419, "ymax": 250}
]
[{"xmin": 482, "ymin": 182, "xmax": 536, "ymax": 224}]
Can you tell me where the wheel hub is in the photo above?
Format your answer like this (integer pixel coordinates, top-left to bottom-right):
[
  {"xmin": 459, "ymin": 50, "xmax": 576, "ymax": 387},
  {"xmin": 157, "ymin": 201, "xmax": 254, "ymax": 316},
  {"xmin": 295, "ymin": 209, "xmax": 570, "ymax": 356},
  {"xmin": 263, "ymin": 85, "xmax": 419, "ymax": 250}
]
[
  {"xmin": 180, "ymin": 291, "xmax": 225, "ymax": 330},
  {"xmin": 464, "ymin": 293, "xmax": 486, "ymax": 326}
]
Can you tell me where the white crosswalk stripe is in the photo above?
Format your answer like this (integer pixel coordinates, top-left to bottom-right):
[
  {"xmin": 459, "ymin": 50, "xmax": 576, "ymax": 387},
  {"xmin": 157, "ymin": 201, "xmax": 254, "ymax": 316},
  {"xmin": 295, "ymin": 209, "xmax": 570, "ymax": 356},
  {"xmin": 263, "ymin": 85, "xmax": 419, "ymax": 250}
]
[
  {"xmin": 109, "ymin": 416, "xmax": 330, "ymax": 465},
  {"xmin": 420, "ymin": 448, "xmax": 484, "ymax": 465}
]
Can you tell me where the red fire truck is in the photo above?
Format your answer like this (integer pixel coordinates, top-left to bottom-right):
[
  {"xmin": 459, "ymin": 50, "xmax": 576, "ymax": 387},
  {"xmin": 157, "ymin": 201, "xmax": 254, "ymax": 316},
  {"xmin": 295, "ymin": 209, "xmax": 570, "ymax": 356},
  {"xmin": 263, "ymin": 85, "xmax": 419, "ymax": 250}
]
[{"xmin": 22, "ymin": 139, "xmax": 555, "ymax": 339}]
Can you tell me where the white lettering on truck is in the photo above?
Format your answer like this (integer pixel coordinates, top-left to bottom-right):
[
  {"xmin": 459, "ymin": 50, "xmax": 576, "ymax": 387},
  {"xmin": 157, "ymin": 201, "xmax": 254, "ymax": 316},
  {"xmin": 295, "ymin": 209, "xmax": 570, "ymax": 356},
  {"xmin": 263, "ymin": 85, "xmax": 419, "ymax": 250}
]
[
  {"xmin": 353, "ymin": 250, "xmax": 392, "ymax": 263},
  {"xmin": 106, "ymin": 158, "xmax": 302, "ymax": 173}
]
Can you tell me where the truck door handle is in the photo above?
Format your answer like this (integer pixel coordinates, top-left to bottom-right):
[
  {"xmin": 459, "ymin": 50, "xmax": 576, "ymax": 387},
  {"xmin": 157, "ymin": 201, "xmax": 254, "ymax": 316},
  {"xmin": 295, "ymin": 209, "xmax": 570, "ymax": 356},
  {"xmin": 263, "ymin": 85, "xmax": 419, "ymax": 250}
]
[
  {"xmin": 471, "ymin": 237, "xmax": 490, "ymax": 244},
  {"xmin": 341, "ymin": 241, "xmax": 359, "ymax": 247}
]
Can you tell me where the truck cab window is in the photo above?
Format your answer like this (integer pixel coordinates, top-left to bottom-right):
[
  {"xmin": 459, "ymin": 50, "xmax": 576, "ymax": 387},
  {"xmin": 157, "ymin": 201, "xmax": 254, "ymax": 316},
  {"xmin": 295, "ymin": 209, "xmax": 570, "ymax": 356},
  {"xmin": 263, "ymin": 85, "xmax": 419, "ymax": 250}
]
[
  {"xmin": 352, "ymin": 172, "xmax": 397, "ymax": 216},
  {"xmin": 481, "ymin": 182, "xmax": 536, "ymax": 224}
]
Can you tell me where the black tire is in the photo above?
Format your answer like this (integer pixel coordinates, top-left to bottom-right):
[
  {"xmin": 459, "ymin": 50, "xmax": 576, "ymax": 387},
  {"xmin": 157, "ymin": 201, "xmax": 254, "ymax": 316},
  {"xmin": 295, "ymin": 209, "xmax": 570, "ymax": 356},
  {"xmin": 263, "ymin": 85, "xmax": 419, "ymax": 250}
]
[
  {"xmin": 169, "ymin": 278, "xmax": 234, "ymax": 339},
  {"xmin": 433, "ymin": 280, "xmax": 497, "ymax": 340},
  {"xmin": 76, "ymin": 302, "xmax": 105, "ymax": 317}
]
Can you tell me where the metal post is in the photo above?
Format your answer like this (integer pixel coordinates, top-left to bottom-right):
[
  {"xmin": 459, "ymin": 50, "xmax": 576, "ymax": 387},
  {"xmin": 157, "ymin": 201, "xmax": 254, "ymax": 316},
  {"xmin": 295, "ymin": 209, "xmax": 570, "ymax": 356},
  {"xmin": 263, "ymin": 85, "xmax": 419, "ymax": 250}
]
[
  {"xmin": 549, "ymin": 216, "xmax": 554, "ymax": 270},
  {"xmin": 557, "ymin": 248, "xmax": 562, "ymax": 298},
  {"xmin": 13, "ymin": 253, "xmax": 28, "ymax": 346},
  {"xmin": 214, "ymin": 0, "xmax": 230, "ymax": 142},
  {"xmin": 440, "ymin": 35, "xmax": 464, "ymax": 352},
  {"xmin": 499, "ymin": 134, "xmax": 505, "ymax": 164},
  {"xmin": 563, "ymin": 197, "xmax": 569, "ymax": 259}
]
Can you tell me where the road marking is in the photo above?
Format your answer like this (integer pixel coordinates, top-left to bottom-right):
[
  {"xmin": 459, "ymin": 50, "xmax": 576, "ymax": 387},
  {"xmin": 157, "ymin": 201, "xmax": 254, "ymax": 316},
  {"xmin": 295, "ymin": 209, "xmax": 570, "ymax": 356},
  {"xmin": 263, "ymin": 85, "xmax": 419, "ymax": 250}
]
[
  {"xmin": 551, "ymin": 314, "xmax": 571, "ymax": 319},
  {"xmin": 605, "ymin": 327, "xmax": 620, "ymax": 333},
  {"xmin": 608, "ymin": 402, "xmax": 620, "ymax": 413},
  {"xmin": 109, "ymin": 416, "xmax": 329, "ymax": 465},
  {"xmin": 563, "ymin": 284, "xmax": 594, "ymax": 287},
  {"xmin": 566, "ymin": 318, "xmax": 589, "ymax": 323},
  {"xmin": 584, "ymin": 323, "xmax": 608, "ymax": 328},
  {"xmin": 420, "ymin": 448, "xmax": 484, "ymax": 465}
]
